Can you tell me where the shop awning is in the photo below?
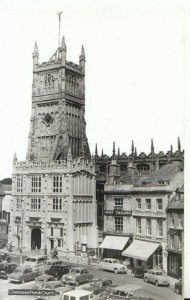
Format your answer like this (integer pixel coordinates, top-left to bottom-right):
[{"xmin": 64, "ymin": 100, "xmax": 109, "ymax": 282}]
[
  {"xmin": 99, "ymin": 235, "xmax": 129, "ymax": 250},
  {"xmin": 122, "ymin": 239, "xmax": 160, "ymax": 261}
]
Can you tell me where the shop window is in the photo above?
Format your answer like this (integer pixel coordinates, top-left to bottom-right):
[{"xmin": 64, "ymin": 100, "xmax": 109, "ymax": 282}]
[
  {"xmin": 136, "ymin": 198, "xmax": 141, "ymax": 210},
  {"xmin": 169, "ymin": 255, "xmax": 178, "ymax": 274},
  {"xmin": 115, "ymin": 217, "xmax": 123, "ymax": 232}
]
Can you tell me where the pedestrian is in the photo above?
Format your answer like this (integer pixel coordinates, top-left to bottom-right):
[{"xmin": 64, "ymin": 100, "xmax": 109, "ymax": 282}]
[{"xmin": 44, "ymin": 245, "xmax": 47, "ymax": 256}]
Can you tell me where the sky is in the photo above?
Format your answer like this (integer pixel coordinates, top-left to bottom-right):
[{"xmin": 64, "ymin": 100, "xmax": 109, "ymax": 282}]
[{"xmin": 0, "ymin": 0, "xmax": 187, "ymax": 180}]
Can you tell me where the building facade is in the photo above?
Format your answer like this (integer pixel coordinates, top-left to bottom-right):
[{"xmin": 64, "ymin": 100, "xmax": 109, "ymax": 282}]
[
  {"xmin": 101, "ymin": 160, "xmax": 184, "ymax": 274},
  {"xmin": 95, "ymin": 140, "xmax": 184, "ymax": 231},
  {"xmin": 166, "ymin": 186, "xmax": 184, "ymax": 278},
  {"xmin": 9, "ymin": 36, "xmax": 98, "ymax": 252}
]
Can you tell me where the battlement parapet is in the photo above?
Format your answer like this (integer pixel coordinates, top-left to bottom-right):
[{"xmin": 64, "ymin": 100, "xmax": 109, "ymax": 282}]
[{"xmin": 13, "ymin": 157, "xmax": 95, "ymax": 174}]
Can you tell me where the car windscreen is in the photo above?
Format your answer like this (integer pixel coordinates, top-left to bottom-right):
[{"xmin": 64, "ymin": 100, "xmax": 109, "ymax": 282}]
[
  {"xmin": 13, "ymin": 269, "xmax": 22, "ymax": 273},
  {"xmin": 25, "ymin": 258, "xmax": 36, "ymax": 262},
  {"xmin": 70, "ymin": 269, "xmax": 80, "ymax": 273},
  {"xmin": 155, "ymin": 271, "xmax": 163, "ymax": 275}
]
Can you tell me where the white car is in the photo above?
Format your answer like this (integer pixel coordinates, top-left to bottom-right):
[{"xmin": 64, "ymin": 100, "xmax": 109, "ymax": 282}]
[
  {"xmin": 144, "ymin": 269, "xmax": 170, "ymax": 287},
  {"xmin": 98, "ymin": 258, "xmax": 127, "ymax": 274}
]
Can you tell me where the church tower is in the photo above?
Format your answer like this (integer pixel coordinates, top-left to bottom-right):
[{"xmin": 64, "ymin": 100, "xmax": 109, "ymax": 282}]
[
  {"xmin": 9, "ymin": 33, "xmax": 98, "ymax": 253},
  {"xmin": 27, "ymin": 37, "xmax": 90, "ymax": 161}
]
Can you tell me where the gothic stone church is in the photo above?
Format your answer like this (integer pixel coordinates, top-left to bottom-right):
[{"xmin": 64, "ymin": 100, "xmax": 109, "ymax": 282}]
[{"xmin": 9, "ymin": 36, "xmax": 98, "ymax": 252}]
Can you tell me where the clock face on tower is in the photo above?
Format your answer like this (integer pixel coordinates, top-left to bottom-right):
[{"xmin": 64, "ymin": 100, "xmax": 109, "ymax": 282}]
[{"xmin": 42, "ymin": 113, "xmax": 54, "ymax": 127}]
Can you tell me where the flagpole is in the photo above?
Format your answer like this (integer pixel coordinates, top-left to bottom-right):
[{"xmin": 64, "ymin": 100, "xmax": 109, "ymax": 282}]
[{"xmin": 57, "ymin": 11, "xmax": 62, "ymax": 48}]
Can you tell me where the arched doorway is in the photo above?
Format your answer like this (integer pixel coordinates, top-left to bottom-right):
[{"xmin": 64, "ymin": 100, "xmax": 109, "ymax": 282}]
[{"xmin": 31, "ymin": 228, "xmax": 41, "ymax": 250}]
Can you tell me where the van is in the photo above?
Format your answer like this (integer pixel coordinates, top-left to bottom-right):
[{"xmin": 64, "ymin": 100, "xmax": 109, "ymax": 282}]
[
  {"xmin": 62, "ymin": 289, "xmax": 94, "ymax": 300},
  {"xmin": 110, "ymin": 284, "xmax": 142, "ymax": 298},
  {"xmin": 110, "ymin": 284, "xmax": 154, "ymax": 299},
  {"xmin": 24, "ymin": 255, "xmax": 47, "ymax": 270}
]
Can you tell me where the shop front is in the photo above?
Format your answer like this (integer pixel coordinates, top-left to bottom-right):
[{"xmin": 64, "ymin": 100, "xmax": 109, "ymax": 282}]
[
  {"xmin": 122, "ymin": 239, "xmax": 162, "ymax": 270},
  {"xmin": 167, "ymin": 250, "xmax": 182, "ymax": 278},
  {"xmin": 99, "ymin": 235, "xmax": 130, "ymax": 260}
]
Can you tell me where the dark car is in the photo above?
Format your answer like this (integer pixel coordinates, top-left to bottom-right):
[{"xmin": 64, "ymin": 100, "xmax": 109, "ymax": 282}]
[
  {"xmin": 0, "ymin": 252, "xmax": 11, "ymax": 262},
  {"xmin": 175, "ymin": 279, "xmax": 182, "ymax": 295},
  {"xmin": 46, "ymin": 264, "xmax": 71, "ymax": 280},
  {"xmin": 83, "ymin": 278, "xmax": 113, "ymax": 296},
  {"xmin": 0, "ymin": 262, "xmax": 17, "ymax": 279},
  {"xmin": 134, "ymin": 266, "xmax": 150, "ymax": 278}
]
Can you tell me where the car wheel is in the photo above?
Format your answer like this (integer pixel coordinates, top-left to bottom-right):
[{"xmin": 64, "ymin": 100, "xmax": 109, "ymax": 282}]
[
  {"xmin": 155, "ymin": 281, "xmax": 159, "ymax": 287},
  {"xmin": 144, "ymin": 277, "xmax": 148, "ymax": 283},
  {"xmin": 114, "ymin": 268, "xmax": 118, "ymax": 274},
  {"xmin": 100, "ymin": 268, "xmax": 103, "ymax": 271},
  {"xmin": 176, "ymin": 288, "xmax": 180, "ymax": 294},
  {"xmin": 75, "ymin": 281, "xmax": 79, "ymax": 286},
  {"xmin": 21, "ymin": 279, "xmax": 25, "ymax": 284}
]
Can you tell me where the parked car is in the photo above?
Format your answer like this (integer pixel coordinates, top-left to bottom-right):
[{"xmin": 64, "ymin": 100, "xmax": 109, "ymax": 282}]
[
  {"xmin": 98, "ymin": 258, "xmax": 127, "ymax": 274},
  {"xmin": 41, "ymin": 280, "xmax": 65, "ymax": 290},
  {"xmin": 62, "ymin": 267, "xmax": 93, "ymax": 286},
  {"xmin": 144, "ymin": 269, "xmax": 170, "ymax": 287},
  {"xmin": 0, "ymin": 252, "xmax": 11, "ymax": 262},
  {"xmin": 174, "ymin": 279, "xmax": 182, "ymax": 295},
  {"xmin": 8, "ymin": 266, "xmax": 40, "ymax": 283},
  {"xmin": 0, "ymin": 262, "xmax": 17, "ymax": 279},
  {"xmin": 62, "ymin": 290, "xmax": 94, "ymax": 300},
  {"xmin": 48, "ymin": 286, "xmax": 75, "ymax": 300},
  {"xmin": 32, "ymin": 274, "xmax": 56, "ymax": 289},
  {"xmin": 41, "ymin": 260, "xmax": 63, "ymax": 274},
  {"xmin": 109, "ymin": 284, "xmax": 154, "ymax": 299},
  {"xmin": 46, "ymin": 264, "xmax": 71, "ymax": 280},
  {"xmin": 24, "ymin": 255, "xmax": 47, "ymax": 271},
  {"xmin": 83, "ymin": 278, "xmax": 113, "ymax": 296},
  {"xmin": 134, "ymin": 266, "xmax": 150, "ymax": 278}
]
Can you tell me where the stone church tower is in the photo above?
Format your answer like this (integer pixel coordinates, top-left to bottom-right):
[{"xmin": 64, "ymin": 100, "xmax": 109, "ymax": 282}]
[
  {"xmin": 9, "ymin": 37, "xmax": 98, "ymax": 253},
  {"xmin": 27, "ymin": 37, "xmax": 90, "ymax": 162}
]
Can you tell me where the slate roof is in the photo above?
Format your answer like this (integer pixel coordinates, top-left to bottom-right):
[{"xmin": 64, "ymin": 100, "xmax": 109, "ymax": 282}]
[
  {"xmin": 138, "ymin": 161, "xmax": 183, "ymax": 186},
  {"xmin": 167, "ymin": 199, "xmax": 184, "ymax": 210}
]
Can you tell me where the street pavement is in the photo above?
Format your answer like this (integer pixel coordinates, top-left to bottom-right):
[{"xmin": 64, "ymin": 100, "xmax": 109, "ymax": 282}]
[{"xmin": 0, "ymin": 264, "xmax": 182, "ymax": 300}]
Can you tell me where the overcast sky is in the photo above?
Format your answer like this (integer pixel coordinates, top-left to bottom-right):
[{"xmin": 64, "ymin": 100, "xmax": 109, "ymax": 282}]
[{"xmin": 0, "ymin": 0, "xmax": 187, "ymax": 179}]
